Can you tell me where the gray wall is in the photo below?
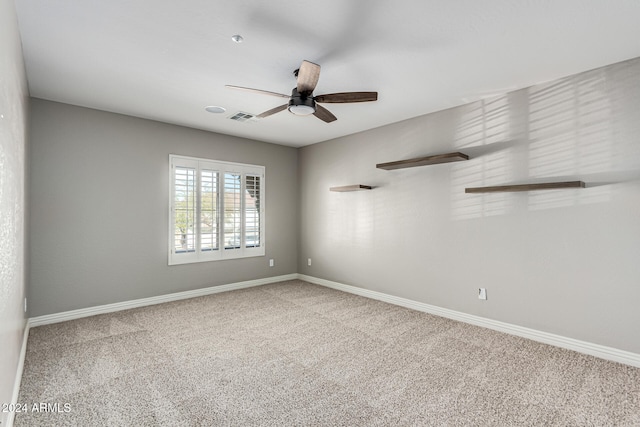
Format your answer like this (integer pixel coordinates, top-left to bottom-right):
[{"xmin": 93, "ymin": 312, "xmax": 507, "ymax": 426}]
[
  {"xmin": 0, "ymin": 0, "xmax": 29, "ymax": 422},
  {"xmin": 299, "ymin": 58, "xmax": 640, "ymax": 354},
  {"xmin": 29, "ymin": 99, "xmax": 298, "ymax": 316}
]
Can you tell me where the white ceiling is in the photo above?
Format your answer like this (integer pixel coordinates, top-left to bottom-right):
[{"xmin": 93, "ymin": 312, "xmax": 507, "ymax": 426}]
[{"xmin": 14, "ymin": 0, "xmax": 640, "ymax": 147}]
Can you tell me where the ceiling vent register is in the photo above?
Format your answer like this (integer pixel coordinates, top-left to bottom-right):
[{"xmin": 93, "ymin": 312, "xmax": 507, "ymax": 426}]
[{"xmin": 228, "ymin": 112, "xmax": 256, "ymax": 122}]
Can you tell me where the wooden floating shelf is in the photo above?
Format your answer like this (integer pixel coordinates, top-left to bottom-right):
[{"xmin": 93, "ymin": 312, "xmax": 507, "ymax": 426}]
[
  {"xmin": 377, "ymin": 152, "xmax": 469, "ymax": 170},
  {"xmin": 329, "ymin": 185, "xmax": 373, "ymax": 192},
  {"xmin": 465, "ymin": 181, "xmax": 586, "ymax": 193}
]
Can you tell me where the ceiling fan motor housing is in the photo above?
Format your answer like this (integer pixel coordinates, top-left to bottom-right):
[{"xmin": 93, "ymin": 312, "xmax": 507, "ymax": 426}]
[{"xmin": 288, "ymin": 87, "xmax": 316, "ymax": 115}]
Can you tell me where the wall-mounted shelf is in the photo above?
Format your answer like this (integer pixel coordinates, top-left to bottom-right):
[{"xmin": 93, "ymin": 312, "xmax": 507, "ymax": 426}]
[
  {"xmin": 465, "ymin": 181, "xmax": 586, "ymax": 193},
  {"xmin": 377, "ymin": 152, "xmax": 469, "ymax": 170},
  {"xmin": 330, "ymin": 185, "xmax": 373, "ymax": 192}
]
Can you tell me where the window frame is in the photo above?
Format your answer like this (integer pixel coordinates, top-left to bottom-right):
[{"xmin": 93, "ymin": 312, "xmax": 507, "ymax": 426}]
[{"xmin": 168, "ymin": 154, "xmax": 265, "ymax": 265}]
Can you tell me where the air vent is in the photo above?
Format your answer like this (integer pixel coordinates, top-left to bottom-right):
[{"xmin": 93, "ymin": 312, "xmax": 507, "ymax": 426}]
[{"xmin": 228, "ymin": 111, "xmax": 256, "ymax": 122}]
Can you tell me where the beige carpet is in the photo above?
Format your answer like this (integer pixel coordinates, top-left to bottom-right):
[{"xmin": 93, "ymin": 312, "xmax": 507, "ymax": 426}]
[{"xmin": 15, "ymin": 280, "xmax": 640, "ymax": 426}]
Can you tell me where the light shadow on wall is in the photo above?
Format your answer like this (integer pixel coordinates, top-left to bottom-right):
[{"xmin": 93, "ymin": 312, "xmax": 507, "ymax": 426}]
[
  {"xmin": 526, "ymin": 70, "xmax": 613, "ymax": 210},
  {"xmin": 328, "ymin": 189, "xmax": 375, "ymax": 251},
  {"xmin": 450, "ymin": 95, "xmax": 514, "ymax": 220},
  {"xmin": 450, "ymin": 59, "xmax": 640, "ymax": 220}
]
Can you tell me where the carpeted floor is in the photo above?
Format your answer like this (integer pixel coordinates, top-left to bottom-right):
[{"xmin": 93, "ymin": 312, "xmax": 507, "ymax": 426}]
[{"xmin": 15, "ymin": 280, "xmax": 640, "ymax": 426}]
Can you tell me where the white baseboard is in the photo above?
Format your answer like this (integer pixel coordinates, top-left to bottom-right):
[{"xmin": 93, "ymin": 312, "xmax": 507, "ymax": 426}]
[
  {"xmin": 29, "ymin": 274, "xmax": 298, "ymax": 327},
  {"xmin": 298, "ymin": 274, "xmax": 640, "ymax": 368},
  {"xmin": 7, "ymin": 319, "xmax": 30, "ymax": 427}
]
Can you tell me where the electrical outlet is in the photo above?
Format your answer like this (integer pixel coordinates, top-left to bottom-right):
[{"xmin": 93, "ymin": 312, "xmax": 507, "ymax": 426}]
[
  {"xmin": 478, "ymin": 288, "xmax": 487, "ymax": 300},
  {"xmin": 24, "ymin": 298, "xmax": 27, "ymax": 313},
  {"xmin": 307, "ymin": 258, "xmax": 312, "ymax": 266},
  {"xmin": 269, "ymin": 259, "xmax": 274, "ymax": 267}
]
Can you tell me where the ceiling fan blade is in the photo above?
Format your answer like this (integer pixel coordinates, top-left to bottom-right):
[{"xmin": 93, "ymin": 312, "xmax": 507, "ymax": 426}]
[
  {"xmin": 313, "ymin": 104, "xmax": 337, "ymax": 123},
  {"xmin": 314, "ymin": 92, "xmax": 378, "ymax": 103},
  {"xmin": 257, "ymin": 104, "xmax": 288, "ymax": 118},
  {"xmin": 225, "ymin": 85, "xmax": 290, "ymax": 99},
  {"xmin": 297, "ymin": 60, "xmax": 321, "ymax": 95}
]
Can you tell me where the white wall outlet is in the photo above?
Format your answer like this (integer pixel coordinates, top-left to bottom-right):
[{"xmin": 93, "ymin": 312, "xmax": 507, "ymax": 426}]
[
  {"xmin": 478, "ymin": 288, "xmax": 487, "ymax": 300},
  {"xmin": 307, "ymin": 258, "xmax": 312, "ymax": 266},
  {"xmin": 24, "ymin": 298, "xmax": 27, "ymax": 313},
  {"xmin": 269, "ymin": 259, "xmax": 274, "ymax": 267}
]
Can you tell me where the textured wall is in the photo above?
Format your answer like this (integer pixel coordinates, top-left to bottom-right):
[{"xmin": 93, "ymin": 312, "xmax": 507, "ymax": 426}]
[
  {"xmin": 0, "ymin": 0, "xmax": 29, "ymax": 422},
  {"xmin": 29, "ymin": 100, "xmax": 298, "ymax": 316},
  {"xmin": 299, "ymin": 58, "xmax": 640, "ymax": 353}
]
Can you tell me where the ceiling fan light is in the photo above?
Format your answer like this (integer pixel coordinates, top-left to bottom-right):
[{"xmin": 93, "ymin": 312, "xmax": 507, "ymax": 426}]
[
  {"xmin": 288, "ymin": 89, "xmax": 316, "ymax": 116},
  {"xmin": 288, "ymin": 104, "xmax": 315, "ymax": 116}
]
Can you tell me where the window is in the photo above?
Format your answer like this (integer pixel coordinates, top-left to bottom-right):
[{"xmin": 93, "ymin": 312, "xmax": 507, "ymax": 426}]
[{"xmin": 169, "ymin": 155, "xmax": 265, "ymax": 265}]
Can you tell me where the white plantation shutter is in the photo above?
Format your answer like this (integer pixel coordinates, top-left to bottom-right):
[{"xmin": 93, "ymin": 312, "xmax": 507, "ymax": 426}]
[
  {"xmin": 245, "ymin": 174, "xmax": 261, "ymax": 248},
  {"xmin": 200, "ymin": 169, "xmax": 219, "ymax": 252},
  {"xmin": 169, "ymin": 155, "xmax": 265, "ymax": 265},
  {"xmin": 223, "ymin": 172, "xmax": 242, "ymax": 249},
  {"xmin": 172, "ymin": 163, "xmax": 197, "ymax": 254}
]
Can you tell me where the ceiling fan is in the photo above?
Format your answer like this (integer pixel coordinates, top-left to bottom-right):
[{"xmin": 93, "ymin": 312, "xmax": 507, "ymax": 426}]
[{"xmin": 226, "ymin": 60, "xmax": 378, "ymax": 123}]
